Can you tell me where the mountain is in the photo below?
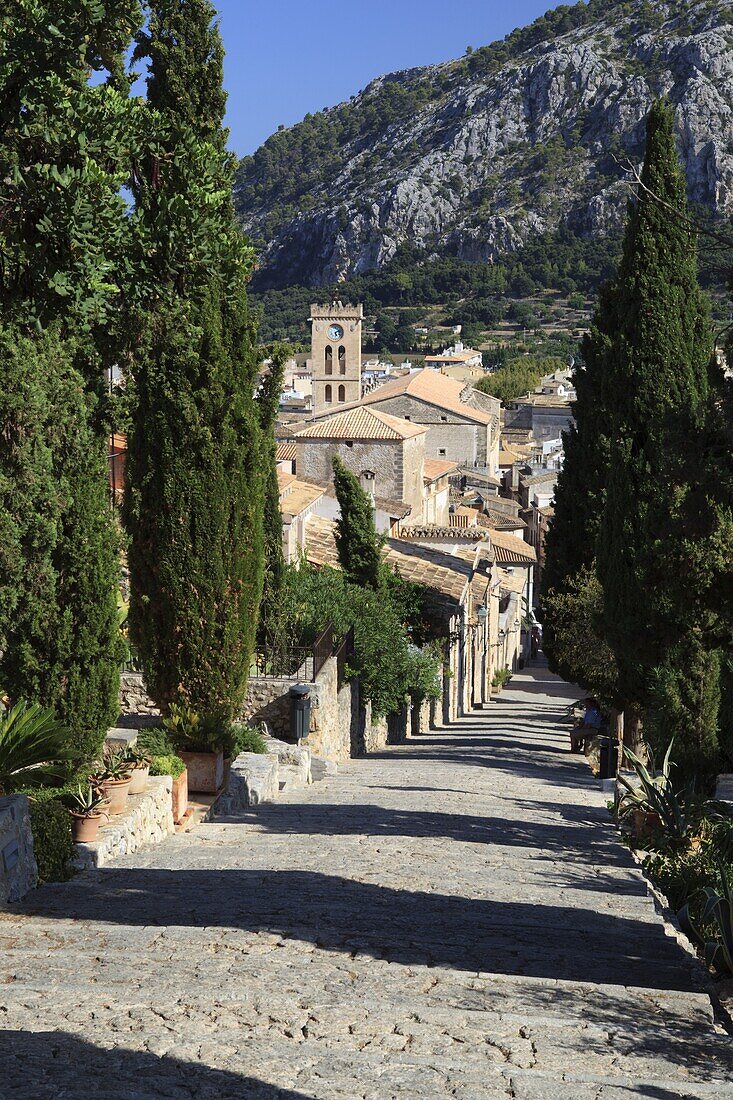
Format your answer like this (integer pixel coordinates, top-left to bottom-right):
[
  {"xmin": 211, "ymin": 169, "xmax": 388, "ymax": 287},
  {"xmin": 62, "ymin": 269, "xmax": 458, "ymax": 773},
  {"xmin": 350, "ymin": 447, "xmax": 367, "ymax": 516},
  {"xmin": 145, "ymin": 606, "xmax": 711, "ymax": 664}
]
[{"xmin": 235, "ymin": 0, "xmax": 733, "ymax": 294}]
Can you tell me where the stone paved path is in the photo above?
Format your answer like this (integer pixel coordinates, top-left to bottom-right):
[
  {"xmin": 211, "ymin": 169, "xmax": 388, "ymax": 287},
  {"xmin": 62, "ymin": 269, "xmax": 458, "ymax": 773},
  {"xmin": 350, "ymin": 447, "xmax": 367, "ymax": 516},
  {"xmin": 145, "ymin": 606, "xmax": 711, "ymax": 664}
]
[{"xmin": 2, "ymin": 664, "xmax": 733, "ymax": 1099}]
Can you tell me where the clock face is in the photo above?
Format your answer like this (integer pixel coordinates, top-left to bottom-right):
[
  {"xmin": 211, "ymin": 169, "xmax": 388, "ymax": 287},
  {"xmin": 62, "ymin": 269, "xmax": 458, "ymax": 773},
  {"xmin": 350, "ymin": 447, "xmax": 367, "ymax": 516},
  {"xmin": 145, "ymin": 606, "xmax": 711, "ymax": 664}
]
[{"xmin": 328, "ymin": 324, "xmax": 344, "ymax": 341}]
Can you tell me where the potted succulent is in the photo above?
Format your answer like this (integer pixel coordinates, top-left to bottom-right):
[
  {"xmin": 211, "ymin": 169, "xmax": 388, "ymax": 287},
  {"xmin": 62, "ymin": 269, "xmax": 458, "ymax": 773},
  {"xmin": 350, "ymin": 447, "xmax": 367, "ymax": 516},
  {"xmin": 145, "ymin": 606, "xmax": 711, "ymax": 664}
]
[
  {"xmin": 163, "ymin": 704, "xmax": 226, "ymax": 794},
  {"xmin": 124, "ymin": 743, "xmax": 152, "ymax": 795},
  {"xmin": 150, "ymin": 753, "xmax": 188, "ymax": 824},
  {"xmin": 68, "ymin": 783, "xmax": 109, "ymax": 842},
  {"xmin": 93, "ymin": 748, "xmax": 133, "ymax": 815}
]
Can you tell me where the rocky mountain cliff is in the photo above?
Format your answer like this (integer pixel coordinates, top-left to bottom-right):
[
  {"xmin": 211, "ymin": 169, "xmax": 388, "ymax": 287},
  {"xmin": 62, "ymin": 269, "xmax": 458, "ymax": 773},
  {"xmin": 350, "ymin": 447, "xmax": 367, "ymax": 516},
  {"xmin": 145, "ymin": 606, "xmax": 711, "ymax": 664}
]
[{"xmin": 235, "ymin": 0, "xmax": 733, "ymax": 292}]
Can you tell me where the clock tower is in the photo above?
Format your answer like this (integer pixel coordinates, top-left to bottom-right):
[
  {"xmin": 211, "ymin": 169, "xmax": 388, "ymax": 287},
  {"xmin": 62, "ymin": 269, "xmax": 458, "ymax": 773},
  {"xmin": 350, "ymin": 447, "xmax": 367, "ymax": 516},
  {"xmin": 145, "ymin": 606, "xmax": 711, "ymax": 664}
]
[{"xmin": 310, "ymin": 301, "xmax": 364, "ymax": 417}]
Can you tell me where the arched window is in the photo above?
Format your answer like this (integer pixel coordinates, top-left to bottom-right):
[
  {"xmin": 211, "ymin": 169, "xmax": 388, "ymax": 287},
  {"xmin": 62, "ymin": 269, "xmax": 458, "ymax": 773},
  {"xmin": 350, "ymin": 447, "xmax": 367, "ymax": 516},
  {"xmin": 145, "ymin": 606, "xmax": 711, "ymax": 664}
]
[
  {"xmin": 325, "ymin": 384, "xmax": 332, "ymax": 404},
  {"xmin": 338, "ymin": 384, "xmax": 346, "ymax": 403},
  {"xmin": 338, "ymin": 345, "xmax": 346, "ymax": 375},
  {"xmin": 325, "ymin": 345, "xmax": 333, "ymax": 375}
]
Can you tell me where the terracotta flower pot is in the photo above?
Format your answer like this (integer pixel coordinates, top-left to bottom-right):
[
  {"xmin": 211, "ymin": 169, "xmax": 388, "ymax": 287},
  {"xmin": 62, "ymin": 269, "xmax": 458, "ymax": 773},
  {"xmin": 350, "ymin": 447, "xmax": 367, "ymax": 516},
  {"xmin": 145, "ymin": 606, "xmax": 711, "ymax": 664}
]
[
  {"xmin": 179, "ymin": 750, "xmax": 224, "ymax": 794},
  {"xmin": 171, "ymin": 769, "xmax": 188, "ymax": 824},
  {"xmin": 128, "ymin": 764, "xmax": 150, "ymax": 795},
  {"xmin": 71, "ymin": 811, "xmax": 106, "ymax": 843},
  {"xmin": 633, "ymin": 808, "xmax": 661, "ymax": 841},
  {"xmin": 100, "ymin": 775, "xmax": 132, "ymax": 815}
]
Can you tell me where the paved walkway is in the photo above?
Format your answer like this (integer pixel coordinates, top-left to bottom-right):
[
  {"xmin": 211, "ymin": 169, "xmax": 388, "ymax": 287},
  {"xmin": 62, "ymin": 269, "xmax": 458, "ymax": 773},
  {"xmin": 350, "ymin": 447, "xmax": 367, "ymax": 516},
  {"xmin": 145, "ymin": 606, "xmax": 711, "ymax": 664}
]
[{"xmin": 1, "ymin": 665, "xmax": 732, "ymax": 1098}]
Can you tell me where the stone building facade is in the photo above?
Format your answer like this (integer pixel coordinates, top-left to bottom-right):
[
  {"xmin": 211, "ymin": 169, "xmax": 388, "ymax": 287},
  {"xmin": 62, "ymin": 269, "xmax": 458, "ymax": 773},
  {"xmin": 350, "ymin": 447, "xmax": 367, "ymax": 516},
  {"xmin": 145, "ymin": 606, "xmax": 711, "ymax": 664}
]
[
  {"xmin": 310, "ymin": 301, "xmax": 364, "ymax": 417},
  {"xmin": 294, "ymin": 406, "xmax": 428, "ymax": 524}
]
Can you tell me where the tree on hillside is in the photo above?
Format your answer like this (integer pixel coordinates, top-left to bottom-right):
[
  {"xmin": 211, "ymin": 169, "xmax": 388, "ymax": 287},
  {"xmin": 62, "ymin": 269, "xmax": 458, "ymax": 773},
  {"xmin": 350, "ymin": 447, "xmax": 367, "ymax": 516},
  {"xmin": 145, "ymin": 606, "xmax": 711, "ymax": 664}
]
[
  {"xmin": 0, "ymin": 4, "xmax": 135, "ymax": 757},
  {"xmin": 594, "ymin": 100, "xmax": 724, "ymax": 773},
  {"xmin": 126, "ymin": 0, "xmax": 266, "ymax": 722},
  {"xmin": 332, "ymin": 457, "xmax": 385, "ymax": 590}
]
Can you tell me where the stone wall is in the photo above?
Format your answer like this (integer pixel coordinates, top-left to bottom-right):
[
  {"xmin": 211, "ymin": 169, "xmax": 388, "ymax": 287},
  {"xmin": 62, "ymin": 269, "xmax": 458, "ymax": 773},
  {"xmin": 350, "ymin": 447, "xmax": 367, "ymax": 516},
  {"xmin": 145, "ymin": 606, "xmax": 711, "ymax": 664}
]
[
  {"xmin": 0, "ymin": 796, "xmax": 37, "ymax": 906},
  {"xmin": 119, "ymin": 672, "xmax": 159, "ymax": 719},
  {"xmin": 73, "ymin": 777, "xmax": 175, "ymax": 870},
  {"xmin": 242, "ymin": 678, "xmax": 292, "ymax": 740}
]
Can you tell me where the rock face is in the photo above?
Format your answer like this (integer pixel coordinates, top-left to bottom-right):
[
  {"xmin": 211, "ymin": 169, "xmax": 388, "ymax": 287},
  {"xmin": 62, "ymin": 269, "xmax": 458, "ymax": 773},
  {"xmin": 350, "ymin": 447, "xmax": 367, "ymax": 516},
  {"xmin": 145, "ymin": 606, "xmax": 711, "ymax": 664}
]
[{"xmin": 236, "ymin": 0, "xmax": 733, "ymax": 289}]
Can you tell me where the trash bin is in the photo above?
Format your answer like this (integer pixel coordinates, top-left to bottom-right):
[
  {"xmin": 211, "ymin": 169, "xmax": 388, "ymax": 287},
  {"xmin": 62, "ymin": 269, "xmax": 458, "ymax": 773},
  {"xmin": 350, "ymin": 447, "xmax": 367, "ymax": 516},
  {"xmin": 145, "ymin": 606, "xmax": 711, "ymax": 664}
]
[
  {"xmin": 598, "ymin": 736, "xmax": 618, "ymax": 780},
  {"xmin": 289, "ymin": 684, "xmax": 311, "ymax": 743}
]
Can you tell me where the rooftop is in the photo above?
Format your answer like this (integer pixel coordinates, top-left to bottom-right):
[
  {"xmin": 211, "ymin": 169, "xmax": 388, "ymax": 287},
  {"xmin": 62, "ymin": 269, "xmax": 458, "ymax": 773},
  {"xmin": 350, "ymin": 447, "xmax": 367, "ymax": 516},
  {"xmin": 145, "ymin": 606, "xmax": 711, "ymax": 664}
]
[
  {"xmin": 304, "ymin": 516, "xmax": 471, "ymax": 605},
  {"xmin": 423, "ymin": 457, "xmax": 460, "ymax": 483},
  {"xmin": 319, "ymin": 368, "xmax": 495, "ymax": 427},
  {"xmin": 487, "ymin": 528, "xmax": 537, "ymax": 565},
  {"xmin": 279, "ymin": 480, "xmax": 326, "ymax": 519},
  {"xmin": 275, "ymin": 440, "xmax": 297, "ymax": 464},
  {"xmin": 296, "ymin": 406, "xmax": 426, "ymax": 442}
]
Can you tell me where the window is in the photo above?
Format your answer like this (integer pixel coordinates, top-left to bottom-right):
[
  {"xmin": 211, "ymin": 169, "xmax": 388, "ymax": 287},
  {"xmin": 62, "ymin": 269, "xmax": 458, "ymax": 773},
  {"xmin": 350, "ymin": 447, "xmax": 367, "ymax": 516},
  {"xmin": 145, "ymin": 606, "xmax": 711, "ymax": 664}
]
[
  {"xmin": 438, "ymin": 448, "xmax": 447, "ymax": 457},
  {"xmin": 325, "ymin": 384, "xmax": 332, "ymax": 404},
  {"xmin": 338, "ymin": 384, "xmax": 346, "ymax": 403},
  {"xmin": 325, "ymin": 346, "xmax": 333, "ymax": 376},
  {"xmin": 440, "ymin": 415, "xmax": 448, "ymax": 422},
  {"xmin": 404, "ymin": 415, "xmax": 411, "ymax": 421},
  {"xmin": 345, "ymin": 440, "xmax": 354, "ymax": 448},
  {"xmin": 338, "ymin": 345, "xmax": 346, "ymax": 375}
]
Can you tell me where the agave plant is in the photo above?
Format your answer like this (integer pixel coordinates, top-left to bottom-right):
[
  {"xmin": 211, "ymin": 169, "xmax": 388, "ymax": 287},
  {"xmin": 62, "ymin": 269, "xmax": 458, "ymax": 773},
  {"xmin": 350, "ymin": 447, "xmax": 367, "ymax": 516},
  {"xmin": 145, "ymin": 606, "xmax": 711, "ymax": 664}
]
[
  {"xmin": 679, "ymin": 862, "xmax": 733, "ymax": 977},
  {"xmin": 618, "ymin": 741, "xmax": 689, "ymax": 842},
  {"xmin": 0, "ymin": 701, "xmax": 75, "ymax": 795},
  {"xmin": 97, "ymin": 746, "xmax": 133, "ymax": 782},
  {"xmin": 122, "ymin": 743, "xmax": 151, "ymax": 770},
  {"xmin": 68, "ymin": 783, "xmax": 109, "ymax": 818}
]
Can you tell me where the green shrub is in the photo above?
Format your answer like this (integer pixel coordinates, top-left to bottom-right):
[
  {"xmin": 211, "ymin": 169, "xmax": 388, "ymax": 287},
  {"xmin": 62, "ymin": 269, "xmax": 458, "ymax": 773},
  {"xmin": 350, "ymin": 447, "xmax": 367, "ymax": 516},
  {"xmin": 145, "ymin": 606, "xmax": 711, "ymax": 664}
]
[
  {"xmin": 231, "ymin": 725, "xmax": 268, "ymax": 756},
  {"xmin": 136, "ymin": 727, "xmax": 174, "ymax": 757},
  {"xmin": 28, "ymin": 797, "xmax": 74, "ymax": 884},
  {"xmin": 149, "ymin": 754, "xmax": 186, "ymax": 779}
]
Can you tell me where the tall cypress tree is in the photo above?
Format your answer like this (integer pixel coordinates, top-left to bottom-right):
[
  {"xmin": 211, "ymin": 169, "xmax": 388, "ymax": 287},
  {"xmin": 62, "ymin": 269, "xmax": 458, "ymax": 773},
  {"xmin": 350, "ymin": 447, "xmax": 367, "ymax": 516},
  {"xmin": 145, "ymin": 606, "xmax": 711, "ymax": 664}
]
[
  {"xmin": 256, "ymin": 346, "xmax": 288, "ymax": 650},
  {"xmin": 0, "ymin": 4, "xmax": 135, "ymax": 757},
  {"xmin": 126, "ymin": 0, "xmax": 266, "ymax": 722},
  {"xmin": 595, "ymin": 100, "xmax": 722, "ymax": 773},
  {"xmin": 332, "ymin": 458, "xmax": 385, "ymax": 590}
]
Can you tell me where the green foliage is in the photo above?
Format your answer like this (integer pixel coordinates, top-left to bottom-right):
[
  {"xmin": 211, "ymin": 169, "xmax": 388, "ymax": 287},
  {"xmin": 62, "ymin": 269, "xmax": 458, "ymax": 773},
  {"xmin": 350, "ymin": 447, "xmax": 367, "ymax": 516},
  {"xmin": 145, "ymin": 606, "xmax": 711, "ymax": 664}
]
[
  {"xmin": 257, "ymin": 345, "xmax": 289, "ymax": 650},
  {"xmin": 0, "ymin": 701, "xmax": 76, "ymax": 796},
  {"xmin": 160, "ymin": 704, "xmax": 228, "ymax": 754},
  {"xmin": 618, "ymin": 742, "xmax": 690, "ymax": 844},
  {"xmin": 28, "ymin": 797, "xmax": 74, "ymax": 884},
  {"xmin": 67, "ymin": 783, "xmax": 109, "ymax": 817},
  {"xmin": 278, "ymin": 563, "xmax": 441, "ymax": 720},
  {"xmin": 136, "ymin": 727, "xmax": 175, "ymax": 757},
  {"xmin": 596, "ymin": 101, "xmax": 723, "ymax": 709},
  {"xmin": 332, "ymin": 457, "xmax": 385, "ymax": 589},
  {"xmin": 126, "ymin": 3, "xmax": 266, "ymax": 725},
  {"xmin": 230, "ymin": 725, "xmax": 268, "ymax": 756},
  {"xmin": 542, "ymin": 567, "xmax": 620, "ymax": 708},
  {"xmin": 680, "ymin": 862, "xmax": 733, "ymax": 977},
  {"xmin": 149, "ymin": 753, "xmax": 186, "ymax": 779},
  {"xmin": 491, "ymin": 666, "xmax": 511, "ymax": 689},
  {"xmin": 475, "ymin": 356, "xmax": 564, "ymax": 403}
]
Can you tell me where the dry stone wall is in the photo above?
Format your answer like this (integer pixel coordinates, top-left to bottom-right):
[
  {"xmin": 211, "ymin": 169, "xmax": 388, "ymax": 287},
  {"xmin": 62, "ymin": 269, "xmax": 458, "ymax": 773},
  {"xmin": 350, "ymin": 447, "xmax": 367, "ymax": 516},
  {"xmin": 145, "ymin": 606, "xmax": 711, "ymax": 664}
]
[{"xmin": 0, "ymin": 796, "xmax": 37, "ymax": 905}]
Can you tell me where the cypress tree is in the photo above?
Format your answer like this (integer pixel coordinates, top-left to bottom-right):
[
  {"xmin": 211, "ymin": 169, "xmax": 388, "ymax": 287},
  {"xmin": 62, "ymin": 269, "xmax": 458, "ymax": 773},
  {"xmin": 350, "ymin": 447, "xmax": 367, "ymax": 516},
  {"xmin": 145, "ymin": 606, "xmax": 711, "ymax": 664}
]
[
  {"xmin": 256, "ymin": 346, "xmax": 289, "ymax": 650},
  {"xmin": 0, "ymin": 5, "xmax": 136, "ymax": 756},
  {"xmin": 126, "ymin": 0, "xmax": 266, "ymax": 722},
  {"xmin": 595, "ymin": 100, "xmax": 721, "ymax": 774},
  {"xmin": 332, "ymin": 458, "xmax": 385, "ymax": 590}
]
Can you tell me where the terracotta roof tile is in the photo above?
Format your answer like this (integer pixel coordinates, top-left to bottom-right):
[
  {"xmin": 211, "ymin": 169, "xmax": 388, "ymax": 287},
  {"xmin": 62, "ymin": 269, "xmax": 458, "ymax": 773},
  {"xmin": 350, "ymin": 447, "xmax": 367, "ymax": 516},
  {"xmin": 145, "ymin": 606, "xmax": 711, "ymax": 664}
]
[
  {"xmin": 304, "ymin": 516, "xmax": 470, "ymax": 605},
  {"xmin": 423, "ymin": 457, "xmax": 460, "ymax": 482},
  {"xmin": 488, "ymin": 527, "xmax": 537, "ymax": 565},
  {"xmin": 318, "ymin": 369, "xmax": 494, "ymax": 426},
  {"xmin": 276, "ymin": 441, "xmax": 297, "ymax": 463},
  {"xmin": 296, "ymin": 406, "xmax": 425, "ymax": 441}
]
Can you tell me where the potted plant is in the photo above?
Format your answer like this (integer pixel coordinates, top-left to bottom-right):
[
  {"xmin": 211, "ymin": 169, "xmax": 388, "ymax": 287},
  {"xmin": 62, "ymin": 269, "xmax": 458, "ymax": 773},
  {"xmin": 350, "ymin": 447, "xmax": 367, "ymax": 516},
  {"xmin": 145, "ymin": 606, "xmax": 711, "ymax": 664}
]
[
  {"xmin": 150, "ymin": 753, "xmax": 188, "ymax": 824},
  {"xmin": 93, "ymin": 748, "xmax": 133, "ymax": 815},
  {"xmin": 124, "ymin": 744, "xmax": 151, "ymax": 795},
  {"xmin": 68, "ymin": 783, "xmax": 109, "ymax": 843},
  {"xmin": 163, "ymin": 704, "xmax": 226, "ymax": 794}
]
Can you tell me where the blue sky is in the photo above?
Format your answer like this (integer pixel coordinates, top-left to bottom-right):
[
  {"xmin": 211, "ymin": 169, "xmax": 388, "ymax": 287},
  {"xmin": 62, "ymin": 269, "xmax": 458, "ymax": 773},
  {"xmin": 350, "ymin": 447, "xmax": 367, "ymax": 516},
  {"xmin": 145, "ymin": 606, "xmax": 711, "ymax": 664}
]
[{"xmin": 212, "ymin": 1, "xmax": 559, "ymax": 156}]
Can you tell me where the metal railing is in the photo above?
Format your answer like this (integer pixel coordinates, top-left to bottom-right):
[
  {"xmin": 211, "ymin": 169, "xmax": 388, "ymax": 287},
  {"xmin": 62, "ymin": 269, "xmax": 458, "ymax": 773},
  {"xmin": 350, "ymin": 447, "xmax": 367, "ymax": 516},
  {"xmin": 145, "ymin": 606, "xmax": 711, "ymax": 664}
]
[
  {"xmin": 335, "ymin": 627, "xmax": 355, "ymax": 690},
  {"xmin": 251, "ymin": 623, "xmax": 335, "ymax": 683}
]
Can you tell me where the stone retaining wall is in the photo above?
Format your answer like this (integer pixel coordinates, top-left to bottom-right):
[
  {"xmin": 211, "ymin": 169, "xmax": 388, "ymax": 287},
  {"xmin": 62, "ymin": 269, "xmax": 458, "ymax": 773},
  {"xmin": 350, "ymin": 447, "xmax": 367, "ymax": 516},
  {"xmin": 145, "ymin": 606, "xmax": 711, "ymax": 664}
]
[
  {"xmin": 0, "ymin": 796, "xmax": 37, "ymax": 905},
  {"xmin": 119, "ymin": 671, "xmax": 159, "ymax": 718},
  {"xmin": 73, "ymin": 777, "xmax": 175, "ymax": 870}
]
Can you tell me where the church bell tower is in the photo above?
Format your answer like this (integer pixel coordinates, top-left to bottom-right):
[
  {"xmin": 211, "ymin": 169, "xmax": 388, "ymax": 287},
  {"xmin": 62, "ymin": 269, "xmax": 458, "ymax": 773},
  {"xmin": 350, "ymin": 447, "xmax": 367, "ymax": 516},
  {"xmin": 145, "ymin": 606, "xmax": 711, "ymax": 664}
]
[{"xmin": 310, "ymin": 301, "xmax": 363, "ymax": 417}]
